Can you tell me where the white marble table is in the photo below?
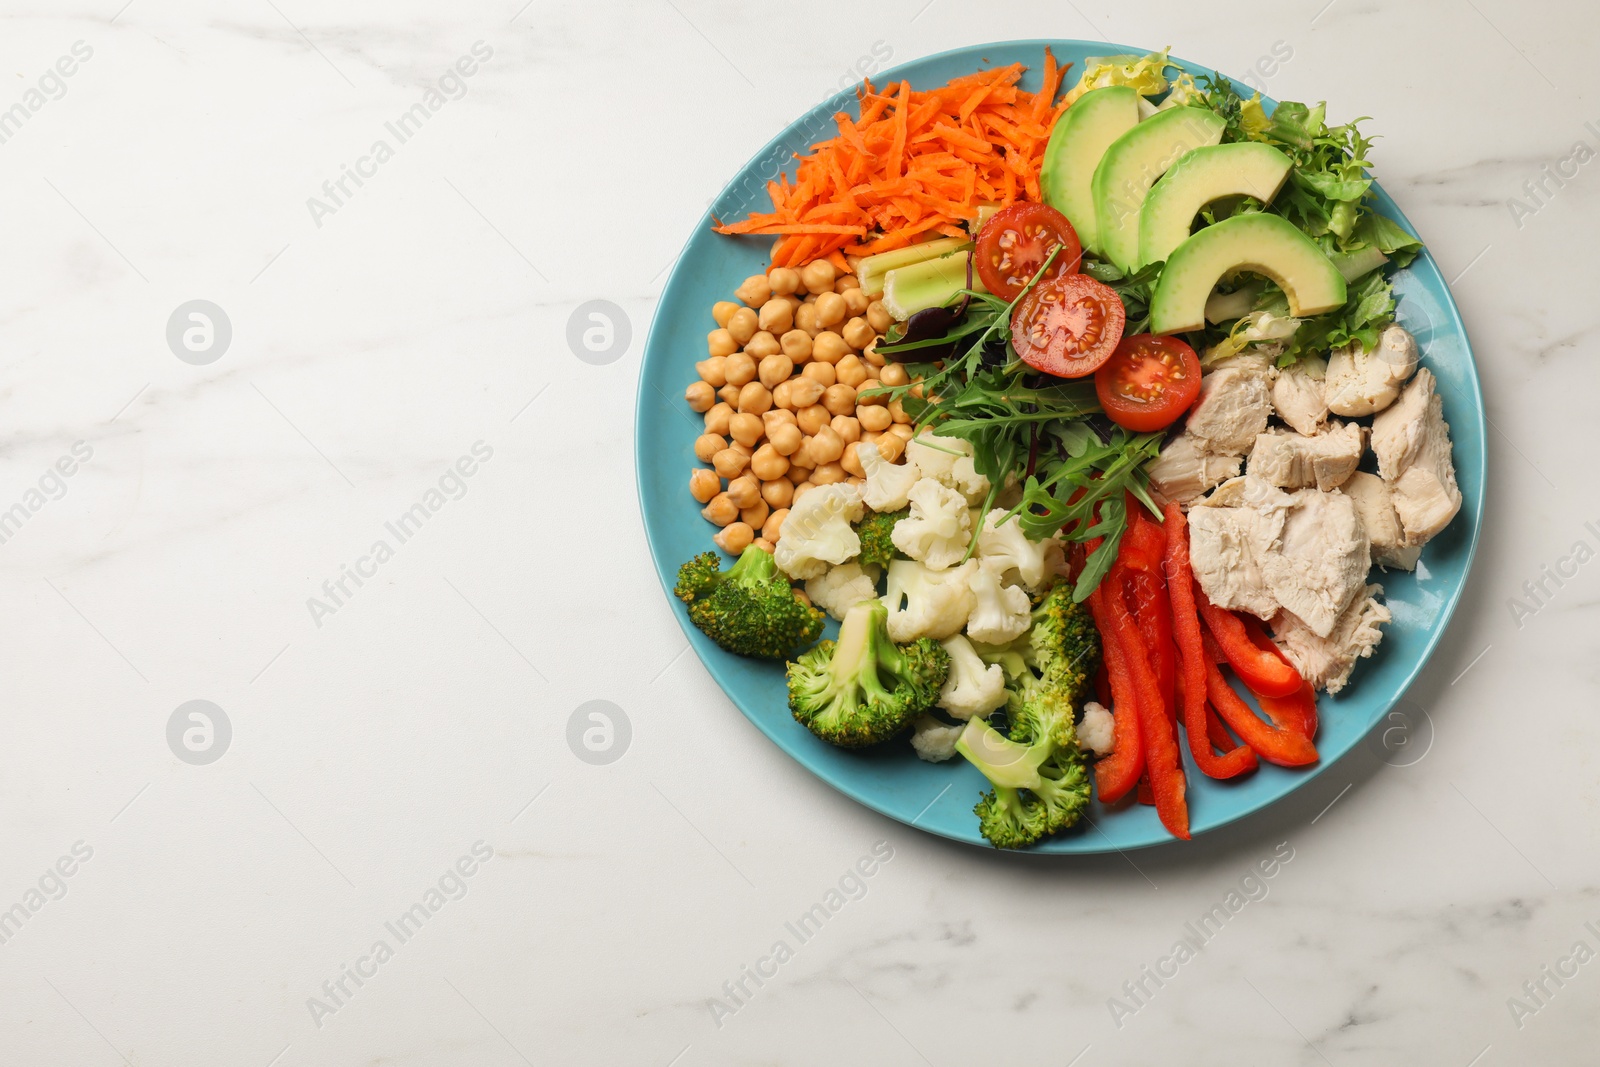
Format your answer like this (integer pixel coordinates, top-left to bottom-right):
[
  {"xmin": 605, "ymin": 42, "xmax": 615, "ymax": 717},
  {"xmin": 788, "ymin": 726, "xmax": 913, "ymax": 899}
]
[{"xmin": 0, "ymin": 1, "xmax": 1593, "ymax": 1064}]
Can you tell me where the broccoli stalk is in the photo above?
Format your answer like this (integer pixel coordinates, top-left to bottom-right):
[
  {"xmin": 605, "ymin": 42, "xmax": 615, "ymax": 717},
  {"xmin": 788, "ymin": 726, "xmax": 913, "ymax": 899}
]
[
  {"xmin": 787, "ymin": 599, "xmax": 950, "ymax": 748},
  {"xmin": 674, "ymin": 545, "xmax": 824, "ymax": 659},
  {"xmin": 956, "ymin": 585, "xmax": 1098, "ymax": 849}
]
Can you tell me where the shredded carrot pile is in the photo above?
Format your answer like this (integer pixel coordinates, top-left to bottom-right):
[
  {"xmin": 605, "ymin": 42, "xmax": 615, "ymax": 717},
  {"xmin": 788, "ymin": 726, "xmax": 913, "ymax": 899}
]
[{"xmin": 713, "ymin": 49, "xmax": 1072, "ymax": 271}]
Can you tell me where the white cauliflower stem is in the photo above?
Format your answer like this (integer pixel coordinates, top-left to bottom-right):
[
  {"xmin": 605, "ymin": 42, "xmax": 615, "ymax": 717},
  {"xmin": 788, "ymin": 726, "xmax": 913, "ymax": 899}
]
[
  {"xmin": 858, "ymin": 441, "xmax": 920, "ymax": 513},
  {"xmin": 936, "ymin": 634, "xmax": 1008, "ymax": 719},
  {"xmin": 774, "ymin": 483, "xmax": 864, "ymax": 579},
  {"xmin": 891, "ymin": 478, "xmax": 973, "ymax": 570},
  {"xmin": 965, "ymin": 558, "xmax": 1032, "ymax": 645},
  {"xmin": 976, "ymin": 509, "xmax": 1057, "ymax": 590},
  {"xmin": 910, "ymin": 715, "xmax": 963, "ymax": 762},
  {"xmin": 882, "ymin": 558, "xmax": 976, "ymax": 641},
  {"xmin": 804, "ymin": 563, "xmax": 881, "ymax": 621}
]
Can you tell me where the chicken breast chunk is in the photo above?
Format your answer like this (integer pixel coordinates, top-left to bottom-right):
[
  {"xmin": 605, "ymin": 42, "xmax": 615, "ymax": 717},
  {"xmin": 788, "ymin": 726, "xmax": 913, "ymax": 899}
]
[
  {"xmin": 1247, "ymin": 421, "xmax": 1365, "ymax": 491},
  {"xmin": 1261, "ymin": 488, "xmax": 1371, "ymax": 638},
  {"xmin": 1370, "ymin": 368, "xmax": 1461, "ymax": 546},
  {"xmin": 1187, "ymin": 477, "xmax": 1292, "ymax": 620},
  {"xmin": 1147, "ymin": 433, "xmax": 1243, "ymax": 506},
  {"xmin": 1341, "ymin": 471, "xmax": 1421, "ymax": 570},
  {"xmin": 1271, "ymin": 354, "xmax": 1329, "ymax": 436},
  {"xmin": 1325, "ymin": 324, "xmax": 1419, "ymax": 417},
  {"xmin": 1185, "ymin": 355, "xmax": 1277, "ymax": 455},
  {"xmin": 1273, "ymin": 584, "xmax": 1391, "ymax": 694}
]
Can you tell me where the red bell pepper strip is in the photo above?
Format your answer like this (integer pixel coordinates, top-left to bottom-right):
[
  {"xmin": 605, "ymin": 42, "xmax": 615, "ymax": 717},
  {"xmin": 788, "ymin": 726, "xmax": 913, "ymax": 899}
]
[
  {"xmin": 1093, "ymin": 664, "xmax": 1111, "ymax": 709},
  {"xmin": 1136, "ymin": 776, "xmax": 1155, "ymax": 806},
  {"xmin": 1161, "ymin": 502, "xmax": 1259, "ymax": 780},
  {"xmin": 1254, "ymin": 680, "xmax": 1318, "ymax": 740},
  {"xmin": 1193, "ymin": 592, "xmax": 1304, "ymax": 697},
  {"xmin": 1201, "ymin": 645, "xmax": 1320, "ymax": 767},
  {"xmin": 1086, "ymin": 581, "xmax": 1144, "ymax": 803},
  {"xmin": 1104, "ymin": 562, "xmax": 1189, "ymax": 839},
  {"xmin": 1118, "ymin": 498, "xmax": 1166, "ymax": 574},
  {"xmin": 1129, "ymin": 570, "xmax": 1178, "ymax": 720},
  {"xmin": 1206, "ymin": 706, "xmax": 1240, "ymax": 752}
]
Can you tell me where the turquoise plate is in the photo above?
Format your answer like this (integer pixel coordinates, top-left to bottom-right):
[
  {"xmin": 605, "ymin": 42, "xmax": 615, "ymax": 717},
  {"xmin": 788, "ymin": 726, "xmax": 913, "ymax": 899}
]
[{"xmin": 635, "ymin": 40, "xmax": 1485, "ymax": 852}]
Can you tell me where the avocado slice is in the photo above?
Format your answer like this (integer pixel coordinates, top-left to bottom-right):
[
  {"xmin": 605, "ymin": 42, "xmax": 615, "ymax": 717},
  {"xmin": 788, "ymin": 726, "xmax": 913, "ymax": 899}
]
[
  {"xmin": 1040, "ymin": 86, "xmax": 1139, "ymax": 256},
  {"xmin": 1138, "ymin": 143, "xmax": 1293, "ymax": 268},
  {"xmin": 1092, "ymin": 106, "xmax": 1225, "ymax": 271},
  {"xmin": 1149, "ymin": 213, "xmax": 1347, "ymax": 335}
]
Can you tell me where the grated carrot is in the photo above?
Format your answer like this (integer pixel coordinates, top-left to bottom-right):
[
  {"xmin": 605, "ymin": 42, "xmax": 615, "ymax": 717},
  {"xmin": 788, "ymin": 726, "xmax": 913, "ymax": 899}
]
[{"xmin": 712, "ymin": 48, "xmax": 1071, "ymax": 268}]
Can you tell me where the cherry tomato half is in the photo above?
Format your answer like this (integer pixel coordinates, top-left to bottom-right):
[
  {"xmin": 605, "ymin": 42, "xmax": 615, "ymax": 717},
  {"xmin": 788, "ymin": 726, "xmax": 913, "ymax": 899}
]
[
  {"xmin": 1010, "ymin": 272, "xmax": 1125, "ymax": 378},
  {"xmin": 975, "ymin": 202, "xmax": 1082, "ymax": 302},
  {"xmin": 1094, "ymin": 334, "xmax": 1203, "ymax": 431}
]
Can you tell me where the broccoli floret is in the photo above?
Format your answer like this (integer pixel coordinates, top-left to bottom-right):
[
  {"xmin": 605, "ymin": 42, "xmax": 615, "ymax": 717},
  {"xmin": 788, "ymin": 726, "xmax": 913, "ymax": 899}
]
[
  {"xmin": 854, "ymin": 508, "xmax": 907, "ymax": 569},
  {"xmin": 955, "ymin": 585, "xmax": 1097, "ymax": 850},
  {"xmin": 787, "ymin": 599, "xmax": 950, "ymax": 748},
  {"xmin": 674, "ymin": 546, "xmax": 824, "ymax": 659}
]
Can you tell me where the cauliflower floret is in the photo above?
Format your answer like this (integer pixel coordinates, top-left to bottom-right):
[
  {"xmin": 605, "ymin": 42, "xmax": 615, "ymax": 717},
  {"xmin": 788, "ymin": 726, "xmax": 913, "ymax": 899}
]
[
  {"xmin": 774, "ymin": 483, "xmax": 865, "ymax": 580},
  {"xmin": 882, "ymin": 558, "xmax": 976, "ymax": 642},
  {"xmin": 965, "ymin": 558, "xmax": 1032, "ymax": 645},
  {"xmin": 948, "ymin": 455, "xmax": 991, "ymax": 505},
  {"xmin": 905, "ymin": 431, "xmax": 971, "ymax": 485},
  {"xmin": 1078, "ymin": 701, "xmax": 1115, "ymax": 757},
  {"xmin": 891, "ymin": 478, "xmax": 973, "ymax": 570},
  {"xmin": 936, "ymin": 634, "xmax": 1008, "ymax": 719},
  {"xmin": 858, "ymin": 441, "xmax": 920, "ymax": 513},
  {"xmin": 803, "ymin": 563, "xmax": 881, "ymax": 621},
  {"xmin": 910, "ymin": 714, "xmax": 963, "ymax": 762},
  {"xmin": 976, "ymin": 509, "xmax": 1058, "ymax": 591}
]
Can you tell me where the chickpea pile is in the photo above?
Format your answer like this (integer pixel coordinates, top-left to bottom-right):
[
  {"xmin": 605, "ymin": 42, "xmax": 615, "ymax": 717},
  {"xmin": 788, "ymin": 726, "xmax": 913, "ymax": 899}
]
[{"xmin": 682, "ymin": 257, "xmax": 916, "ymax": 556}]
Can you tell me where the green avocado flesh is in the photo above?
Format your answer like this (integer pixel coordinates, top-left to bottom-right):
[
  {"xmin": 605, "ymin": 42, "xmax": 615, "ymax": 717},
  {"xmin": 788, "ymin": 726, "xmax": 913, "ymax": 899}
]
[
  {"xmin": 1092, "ymin": 106, "xmax": 1225, "ymax": 271},
  {"xmin": 1138, "ymin": 143, "xmax": 1293, "ymax": 269},
  {"xmin": 1149, "ymin": 212, "xmax": 1348, "ymax": 335},
  {"xmin": 1040, "ymin": 86, "xmax": 1139, "ymax": 256}
]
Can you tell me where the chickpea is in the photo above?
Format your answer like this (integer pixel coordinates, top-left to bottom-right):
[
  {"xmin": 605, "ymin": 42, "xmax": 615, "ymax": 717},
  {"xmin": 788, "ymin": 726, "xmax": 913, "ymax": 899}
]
[
  {"xmin": 841, "ymin": 317, "xmax": 876, "ymax": 351},
  {"xmin": 788, "ymin": 377, "xmax": 825, "ymax": 409},
  {"xmin": 703, "ymin": 402, "xmax": 733, "ymax": 435},
  {"xmin": 797, "ymin": 403, "xmax": 831, "ymax": 435},
  {"xmin": 772, "ymin": 379, "xmax": 795, "ymax": 410},
  {"xmin": 787, "ymin": 462, "xmax": 813, "ymax": 485},
  {"xmin": 761, "ymin": 478, "xmax": 793, "ymax": 509},
  {"xmin": 714, "ymin": 521, "xmax": 754, "ymax": 554},
  {"xmin": 810, "ymin": 461, "xmax": 846, "ymax": 486},
  {"xmin": 718, "ymin": 383, "xmax": 740, "ymax": 406},
  {"xmin": 823, "ymin": 383, "xmax": 857, "ymax": 417},
  {"xmin": 762, "ymin": 408, "xmax": 797, "ymax": 432},
  {"xmin": 791, "ymin": 483, "xmax": 814, "ymax": 505},
  {"xmin": 858, "ymin": 403, "xmax": 892, "ymax": 433},
  {"xmin": 745, "ymin": 331, "xmax": 780, "ymax": 360},
  {"xmin": 763, "ymin": 508, "xmax": 790, "ymax": 541},
  {"xmin": 758, "ymin": 354, "xmax": 794, "ymax": 390},
  {"xmin": 726, "ymin": 307, "xmax": 758, "ymax": 346},
  {"xmin": 749, "ymin": 443, "xmax": 790, "ymax": 481},
  {"xmin": 888, "ymin": 397, "xmax": 910, "ymax": 424},
  {"xmin": 814, "ymin": 291, "xmax": 847, "ymax": 328},
  {"xmin": 768, "ymin": 421, "xmax": 803, "ymax": 456},
  {"xmin": 841, "ymin": 441, "xmax": 865, "ymax": 478},
  {"xmin": 694, "ymin": 432, "xmax": 727, "ymax": 463},
  {"xmin": 708, "ymin": 328, "xmax": 738, "ymax": 358},
  {"xmin": 728, "ymin": 412, "xmax": 764, "ymax": 448},
  {"xmin": 726, "ymin": 474, "xmax": 761, "ymax": 509},
  {"xmin": 842, "ymin": 287, "xmax": 870, "ymax": 316},
  {"xmin": 875, "ymin": 430, "xmax": 906, "ymax": 462},
  {"xmin": 794, "ymin": 304, "xmax": 823, "ymax": 338},
  {"xmin": 835, "ymin": 274, "xmax": 861, "ymax": 293},
  {"xmin": 752, "ymin": 536, "xmax": 775, "ymax": 554},
  {"xmin": 860, "ymin": 430, "xmax": 881, "ymax": 445},
  {"xmin": 862, "ymin": 338, "xmax": 885, "ymax": 368},
  {"xmin": 792, "ymin": 585, "xmax": 812, "ymax": 606},
  {"xmin": 702, "ymin": 493, "xmax": 738, "ymax": 527},
  {"xmin": 684, "ymin": 380, "xmax": 715, "ymax": 412},
  {"xmin": 722, "ymin": 352, "xmax": 756, "ymax": 389},
  {"xmin": 758, "ymin": 298, "xmax": 794, "ymax": 336},
  {"xmin": 729, "ymin": 440, "xmax": 755, "ymax": 457},
  {"xmin": 713, "ymin": 447, "xmax": 750, "ymax": 479},
  {"xmin": 801, "ymin": 361, "xmax": 836, "ymax": 388},
  {"xmin": 712, "ymin": 300, "xmax": 740, "ymax": 328},
  {"xmin": 866, "ymin": 300, "xmax": 894, "ymax": 333},
  {"xmin": 879, "ymin": 362, "xmax": 909, "ymax": 387},
  {"xmin": 808, "ymin": 426, "xmax": 844, "ymax": 465},
  {"xmin": 689, "ymin": 468, "xmax": 721, "ymax": 503},
  {"xmin": 737, "ymin": 382, "xmax": 773, "ymax": 414},
  {"xmin": 779, "ymin": 329, "xmax": 813, "ymax": 362},
  {"xmin": 834, "ymin": 353, "xmax": 868, "ymax": 389},
  {"xmin": 801, "ymin": 258, "xmax": 837, "ymax": 295},
  {"xmin": 768, "ymin": 266, "xmax": 801, "ymax": 296},
  {"xmin": 735, "ymin": 274, "xmax": 772, "ymax": 307},
  {"xmin": 693, "ymin": 356, "xmax": 725, "ymax": 388},
  {"xmin": 740, "ymin": 500, "xmax": 770, "ymax": 529},
  {"xmin": 811, "ymin": 331, "xmax": 849, "ymax": 365},
  {"xmin": 830, "ymin": 415, "xmax": 861, "ymax": 444},
  {"xmin": 888, "ymin": 422, "xmax": 915, "ymax": 443}
]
